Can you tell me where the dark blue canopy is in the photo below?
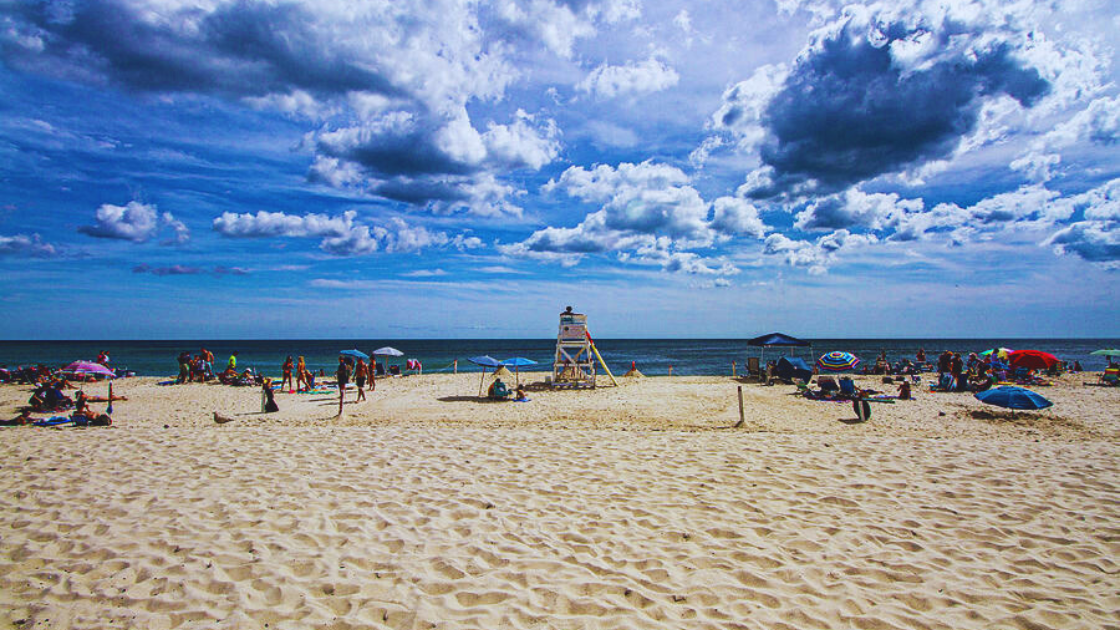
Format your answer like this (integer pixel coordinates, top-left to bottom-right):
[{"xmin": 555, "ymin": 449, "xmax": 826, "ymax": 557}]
[
  {"xmin": 776, "ymin": 356, "xmax": 813, "ymax": 382},
  {"xmin": 748, "ymin": 332, "xmax": 810, "ymax": 347}
]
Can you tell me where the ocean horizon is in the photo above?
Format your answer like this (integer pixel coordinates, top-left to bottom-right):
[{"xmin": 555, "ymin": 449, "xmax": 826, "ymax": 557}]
[{"xmin": 3, "ymin": 338, "xmax": 1116, "ymax": 377}]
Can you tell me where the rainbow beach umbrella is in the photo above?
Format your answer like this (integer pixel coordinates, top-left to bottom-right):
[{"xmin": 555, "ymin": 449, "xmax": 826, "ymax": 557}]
[{"xmin": 817, "ymin": 351, "xmax": 860, "ymax": 372}]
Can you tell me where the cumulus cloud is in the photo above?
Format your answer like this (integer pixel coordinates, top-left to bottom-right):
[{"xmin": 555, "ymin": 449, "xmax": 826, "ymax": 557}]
[
  {"xmin": 307, "ymin": 108, "xmax": 558, "ymax": 216},
  {"xmin": 0, "ymin": 0, "xmax": 611, "ymax": 214},
  {"xmin": 707, "ymin": 3, "xmax": 1069, "ymax": 198},
  {"xmin": 795, "ymin": 189, "xmax": 924, "ymax": 232},
  {"xmin": 1013, "ymin": 96, "xmax": 1120, "ymax": 182},
  {"xmin": 78, "ymin": 201, "xmax": 189, "ymax": 244},
  {"xmin": 1044, "ymin": 178, "xmax": 1120, "ymax": 268},
  {"xmin": 578, "ymin": 57, "xmax": 680, "ymax": 98},
  {"xmin": 500, "ymin": 161, "xmax": 766, "ymax": 274},
  {"xmin": 0, "ymin": 233, "xmax": 58, "ymax": 257},
  {"xmin": 212, "ymin": 210, "xmax": 481, "ymax": 256},
  {"xmin": 763, "ymin": 229, "xmax": 877, "ymax": 274}
]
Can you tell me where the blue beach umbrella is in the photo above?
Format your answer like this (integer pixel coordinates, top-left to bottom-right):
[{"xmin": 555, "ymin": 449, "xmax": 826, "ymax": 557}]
[
  {"xmin": 339, "ymin": 349, "xmax": 369, "ymax": 360},
  {"xmin": 818, "ymin": 351, "xmax": 860, "ymax": 372},
  {"xmin": 1090, "ymin": 349, "xmax": 1120, "ymax": 357},
  {"xmin": 975, "ymin": 386, "xmax": 1052, "ymax": 411},
  {"xmin": 468, "ymin": 355, "xmax": 502, "ymax": 396},
  {"xmin": 500, "ymin": 357, "xmax": 538, "ymax": 386}
]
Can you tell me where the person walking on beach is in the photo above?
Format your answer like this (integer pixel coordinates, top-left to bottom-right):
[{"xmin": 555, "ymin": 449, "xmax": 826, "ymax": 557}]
[
  {"xmin": 336, "ymin": 357, "xmax": 350, "ymax": 416},
  {"xmin": 354, "ymin": 358, "xmax": 367, "ymax": 403},
  {"xmin": 282, "ymin": 356, "xmax": 294, "ymax": 391}
]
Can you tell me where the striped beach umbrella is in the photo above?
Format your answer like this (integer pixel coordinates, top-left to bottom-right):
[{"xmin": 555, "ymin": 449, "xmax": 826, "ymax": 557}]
[{"xmin": 817, "ymin": 351, "xmax": 860, "ymax": 372}]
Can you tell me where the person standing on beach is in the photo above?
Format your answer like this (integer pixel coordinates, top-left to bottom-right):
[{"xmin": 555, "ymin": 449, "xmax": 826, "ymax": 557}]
[
  {"xmin": 282, "ymin": 356, "xmax": 294, "ymax": 391},
  {"xmin": 336, "ymin": 357, "xmax": 350, "ymax": 416},
  {"xmin": 354, "ymin": 358, "xmax": 367, "ymax": 403},
  {"xmin": 367, "ymin": 357, "xmax": 376, "ymax": 392},
  {"xmin": 296, "ymin": 356, "xmax": 306, "ymax": 392}
]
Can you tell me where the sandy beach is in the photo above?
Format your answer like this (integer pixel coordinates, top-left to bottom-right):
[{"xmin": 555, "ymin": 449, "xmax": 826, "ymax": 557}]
[{"xmin": 1, "ymin": 373, "xmax": 1117, "ymax": 629}]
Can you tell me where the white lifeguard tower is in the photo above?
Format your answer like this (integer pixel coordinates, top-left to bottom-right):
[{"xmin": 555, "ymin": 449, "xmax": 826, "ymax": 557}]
[{"xmin": 552, "ymin": 306, "xmax": 617, "ymax": 388}]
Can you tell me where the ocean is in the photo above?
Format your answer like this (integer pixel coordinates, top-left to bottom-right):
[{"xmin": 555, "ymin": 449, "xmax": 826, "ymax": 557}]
[{"xmin": 0, "ymin": 338, "xmax": 1116, "ymax": 377}]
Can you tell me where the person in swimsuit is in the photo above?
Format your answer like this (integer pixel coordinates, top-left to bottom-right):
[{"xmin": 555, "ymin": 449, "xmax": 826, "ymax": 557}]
[
  {"xmin": 282, "ymin": 356, "xmax": 294, "ymax": 391},
  {"xmin": 296, "ymin": 356, "xmax": 306, "ymax": 392},
  {"xmin": 336, "ymin": 357, "xmax": 350, "ymax": 416},
  {"xmin": 354, "ymin": 358, "xmax": 367, "ymax": 402}
]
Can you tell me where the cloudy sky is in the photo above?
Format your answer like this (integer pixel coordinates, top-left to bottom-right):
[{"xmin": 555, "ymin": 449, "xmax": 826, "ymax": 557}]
[{"xmin": 1, "ymin": 0, "xmax": 1117, "ymax": 339}]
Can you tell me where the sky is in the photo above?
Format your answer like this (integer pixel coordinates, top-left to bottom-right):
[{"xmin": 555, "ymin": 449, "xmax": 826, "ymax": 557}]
[{"xmin": 0, "ymin": 0, "xmax": 1117, "ymax": 339}]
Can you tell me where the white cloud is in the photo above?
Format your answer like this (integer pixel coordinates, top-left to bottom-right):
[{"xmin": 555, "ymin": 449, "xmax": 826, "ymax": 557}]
[
  {"xmin": 763, "ymin": 229, "xmax": 877, "ymax": 274},
  {"xmin": 78, "ymin": 201, "xmax": 188, "ymax": 244},
  {"xmin": 577, "ymin": 57, "xmax": 680, "ymax": 99},
  {"xmin": 0, "ymin": 233, "xmax": 58, "ymax": 257},
  {"xmin": 795, "ymin": 189, "xmax": 924, "ymax": 232},
  {"xmin": 710, "ymin": 197, "xmax": 768, "ymax": 239},
  {"xmin": 213, "ymin": 210, "xmax": 479, "ymax": 256}
]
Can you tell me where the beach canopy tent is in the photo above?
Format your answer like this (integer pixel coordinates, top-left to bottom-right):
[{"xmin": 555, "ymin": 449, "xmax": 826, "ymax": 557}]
[
  {"xmin": 469, "ymin": 355, "xmax": 502, "ymax": 396},
  {"xmin": 339, "ymin": 349, "xmax": 369, "ymax": 360},
  {"xmin": 775, "ymin": 356, "xmax": 813, "ymax": 383},
  {"xmin": 975, "ymin": 386, "xmax": 1052, "ymax": 411},
  {"xmin": 747, "ymin": 332, "xmax": 812, "ymax": 366},
  {"xmin": 748, "ymin": 333, "xmax": 811, "ymax": 348}
]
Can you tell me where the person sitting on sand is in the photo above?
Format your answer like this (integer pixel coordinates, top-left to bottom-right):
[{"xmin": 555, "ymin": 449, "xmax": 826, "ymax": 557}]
[
  {"xmin": 897, "ymin": 380, "xmax": 912, "ymax": 400},
  {"xmin": 513, "ymin": 384, "xmax": 528, "ymax": 401},
  {"xmin": 262, "ymin": 379, "xmax": 279, "ymax": 413},
  {"xmin": 488, "ymin": 377, "xmax": 511, "ymax": 400}
]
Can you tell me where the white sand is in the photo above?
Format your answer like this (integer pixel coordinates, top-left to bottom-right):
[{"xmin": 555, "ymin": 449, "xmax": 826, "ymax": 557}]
[{"xmin": 0, "ymin": 374, "xmax": 1117, "ymax": 629}]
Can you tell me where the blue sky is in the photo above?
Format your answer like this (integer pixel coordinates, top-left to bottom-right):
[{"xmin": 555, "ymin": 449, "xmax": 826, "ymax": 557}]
[{"xmin": 0, "ymin": 0, "xmax": 1117, "ymax": 339}]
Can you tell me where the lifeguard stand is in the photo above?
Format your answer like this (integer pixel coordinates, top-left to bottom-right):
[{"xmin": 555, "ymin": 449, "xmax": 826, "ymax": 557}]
[{"xmin": 553, "ymin": 306, "xmax": 596, "ymax": 388}]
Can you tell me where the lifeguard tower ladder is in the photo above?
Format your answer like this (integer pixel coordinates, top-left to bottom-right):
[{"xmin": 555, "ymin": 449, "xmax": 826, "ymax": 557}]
[{"xmin": 553, "ymin": 306, "xmax": 596, "ymax": 388}]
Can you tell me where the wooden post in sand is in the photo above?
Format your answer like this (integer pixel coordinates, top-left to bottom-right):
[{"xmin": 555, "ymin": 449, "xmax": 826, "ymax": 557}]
[{"xmin": 735, "ymin": 386, "xmax": 745, "ymax": 428}]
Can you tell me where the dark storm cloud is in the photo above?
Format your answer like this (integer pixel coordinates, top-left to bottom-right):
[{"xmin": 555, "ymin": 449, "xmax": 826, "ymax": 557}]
[
  {"xmin": 749, "ymin": 20, "xmax": 1050, "ymax": 197},
  {"xmin": 0, "ymin": 0, "xmax": 399, "ymax": 98}
]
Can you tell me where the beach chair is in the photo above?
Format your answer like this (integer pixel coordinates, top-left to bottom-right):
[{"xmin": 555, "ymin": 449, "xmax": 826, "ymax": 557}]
[
  {"xmin": 838, "ymin": 377, "xmax": 857, "ymax": 398},
  {"xmin": 389, "ymin": 365, "xmax": 401, "ymax": 376},
  {"xmin": 818, "ymin": 376, "xmax": 838, "ymax": 393},
  {"xmin": 746, "ymin": 357, "xmax": 762, "ymax": 381}
]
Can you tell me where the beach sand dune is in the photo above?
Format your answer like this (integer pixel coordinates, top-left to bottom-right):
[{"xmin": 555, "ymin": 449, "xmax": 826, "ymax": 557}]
[{"xmin": 0, "ymin": 374, "xmax": 1116, "ymax": 629}]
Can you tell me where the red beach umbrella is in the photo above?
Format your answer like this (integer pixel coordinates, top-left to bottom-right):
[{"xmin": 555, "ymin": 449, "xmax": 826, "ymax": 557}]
[{"xmin": 1008, "ymin": 350, "xmax": 1059, "ymax": 370}]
